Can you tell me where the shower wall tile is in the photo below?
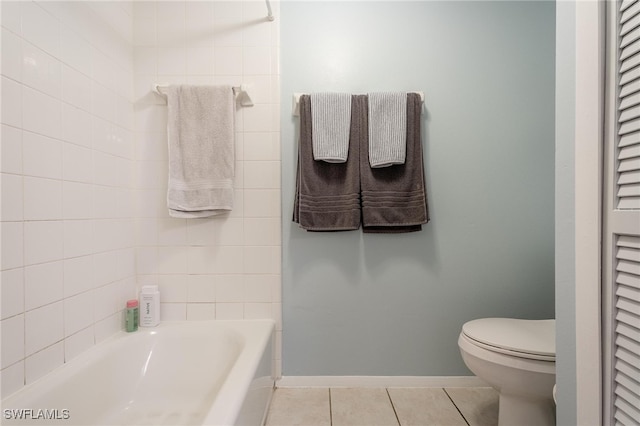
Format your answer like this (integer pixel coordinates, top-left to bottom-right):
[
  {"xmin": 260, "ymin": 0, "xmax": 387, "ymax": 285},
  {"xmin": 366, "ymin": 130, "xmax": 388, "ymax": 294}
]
[
  {"xmin": 1, "ymin": 125, "xmax": 23, "ymax": 175},
  {"xmin": 244, "ymin": 218, "xmax": 280, "ymax": 245},
  {"xmin": 63, "ymin": 256, "xmax": 96, "ymax": 298},
  {"xmin": 21, "ymin": 42, "xmax": 62, "ymax": 99},
  {"xmin": 160, "ymin": 303, "xmax": 187, "ymax": 321},
  {"xmin": 63, "ymin": 220, "xmax": 95, "ymax": 259},
  {"xmin": 1, "ymin": 0, "xmax": 135, "ymax": 396},
  {"xmin": 132, "ymin": 0, "xmax": 282, "ymax": 375},
  {"xmin": 23, "ymin": 132, "xmax": 62, "ymax": 179},
  {"xmin": 21, "ymin": 1, "xmax": 60, "ymax": 57},
  {"xmin": 244, "ymin": 246, "xmax": 281, "ymax": 274},
  {"xmin": 186, "ymin": 303, "xmax": 216, "ymax": 320},
  {"xmin": 64, "ymin": 326, "xmax": 94, "ymax": 362},
  {"xmin": 94, "ymin": 314, "xmax": 122, "ymax": 344},
  {"xmin": 63, "ymin": 292, "xmax": 95, "ymax": 337},
  {"xmin": 0, "ymin": 0, "xmax": 281, "ymax": 396},
  {"xmin": 244, "ymin": 161, "xmax": 281, "ymax": 188},
  {"xmin": 1, "ymin": 315, "xmax": 25, "ymax": 369},
  {"xmin": 25, "ymin": 301, "xmax": 64, "ymax": 356},
  {"xmin": 158, "ymin": 274, "xmax": 188, "ymax": 302},
  {"xmin": 0, "ymin": 361, "xmax": 24, "ymax": 400},
  {"xmin": 1, "ymin": 1, "xmax": 21, "ymax": 35},
  {"xmin": 22, "ymin": 87, "xmax": 63, "ymax": 140},
  {"xmin": 61, "ymin": 105, "xmax": 93, "ymax": 148},
  {"xmin": 59, "ymin": 27, "xmax": 93, "ymax": 77},
  {"xmin": 24, "ymin": 261, "xmax": 64, "ymax": 311},
  {"xmin": 1, "ymin": 173, "xmax": 24, "ymax": 222},
  {"xmin": 244, "ymin": 132, "xmax": 280, "ymax": 161},
  {"xmin": 23, "ymin": 177, "xmax": 63, "ymax": 221},
  {"xmin": 1, "ymin": 76, "xmax": 23, "ymax": 128},
  {"xmin": 23, "ymin": 221, "xmax": 64, "ymax": 266},
  {"xmin": 63, "ymin": 182, "xmax": 94, "ymax": 219},
  {"xmin": 25, "ymin": 342, "xmax": 64, "ymax": 385},
  {"xmin": 1, "ymin": 269, "xmax": 24, "ymax": 320},
  {"xmin": 1, "ymin": 223, "xmax": 24, "ymax": 270},
  {"xmin": 216, "ymin": 303, "xmax": 244, "ymax": 320},
  {"xmin": 187, "ymin": 275, "xmax": 216, "ymax": 302},
  {"xmin": 62, "ymin": 65, "xmax": 92, "ymax": 111},
  {"xmin": 244, "ymin": 275, "xmax": 275, "ymax": 302},
  {"xmin": 2, "ymin": 28, "xmax": 23, "ymax": 81},
  {"xmin": 93, "ymin": 251, "xmax": 120, "ymax": 288},
  {"xmin": 244, "ymin": 189, "xmax": 281, "ymax": 217}
]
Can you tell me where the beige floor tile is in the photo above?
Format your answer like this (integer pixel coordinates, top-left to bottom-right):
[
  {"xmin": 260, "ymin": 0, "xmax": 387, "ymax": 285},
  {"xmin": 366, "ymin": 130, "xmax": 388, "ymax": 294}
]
[
  {"xmin": 331, "ymin": 388, "xmax": 399, "ymax": 426},
  {"xmin": 265, "ymin": 387, "xmax": 331, "ymax": 426},
  {"xmin": 444, "ymin": 387, "xmax": 499, "ymax": 426},
  {"xmin": 387, "ymin": 387, "xmax": 467, "ymax": 426}
]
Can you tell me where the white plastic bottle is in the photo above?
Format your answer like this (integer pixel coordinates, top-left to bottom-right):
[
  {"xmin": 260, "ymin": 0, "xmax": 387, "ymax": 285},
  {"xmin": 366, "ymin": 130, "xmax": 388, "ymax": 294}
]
[{"xmin": 139, "ymin": 285, "xmax": 160, "ymax": 327}]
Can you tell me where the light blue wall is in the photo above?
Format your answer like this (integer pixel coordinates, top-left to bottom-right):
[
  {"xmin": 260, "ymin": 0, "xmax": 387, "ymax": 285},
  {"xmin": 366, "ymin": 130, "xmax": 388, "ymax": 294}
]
[{"xmin": 281, "ymin": 1, "xmax": 556, "ymax": 375}]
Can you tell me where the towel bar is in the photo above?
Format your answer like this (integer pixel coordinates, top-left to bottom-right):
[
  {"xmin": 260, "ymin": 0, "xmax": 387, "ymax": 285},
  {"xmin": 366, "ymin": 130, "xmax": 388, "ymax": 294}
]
[
  {"xmin": 153, "ymin": 83, "xmax": 254, "ymax": 107},
  {"xmin": 291, "ymin": 92, "xmax": 425, "ymax": 116}
]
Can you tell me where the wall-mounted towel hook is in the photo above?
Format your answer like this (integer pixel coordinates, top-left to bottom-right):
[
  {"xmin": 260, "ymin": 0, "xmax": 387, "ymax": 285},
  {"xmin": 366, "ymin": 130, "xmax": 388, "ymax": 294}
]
[
  {"xmin": 153, "ymin": 83, "xmax": 167, "ymax": 97},
  {"xmin": 235, "ymin": 84, "xmax": 254, "ymax": 107}
]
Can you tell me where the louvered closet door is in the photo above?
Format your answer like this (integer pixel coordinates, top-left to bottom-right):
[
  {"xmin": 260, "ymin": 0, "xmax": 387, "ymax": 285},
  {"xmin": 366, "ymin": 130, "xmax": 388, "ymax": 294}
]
[{"xmin": 604, "ymin": 1, "xmax": 640, "ymax": 425}]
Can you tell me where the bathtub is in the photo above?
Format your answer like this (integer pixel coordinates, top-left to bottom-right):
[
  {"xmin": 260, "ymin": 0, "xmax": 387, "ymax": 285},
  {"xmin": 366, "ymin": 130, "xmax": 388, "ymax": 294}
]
[{"xmin": 1, "ymin": 320, "xmax": 275, "ymax": 426}]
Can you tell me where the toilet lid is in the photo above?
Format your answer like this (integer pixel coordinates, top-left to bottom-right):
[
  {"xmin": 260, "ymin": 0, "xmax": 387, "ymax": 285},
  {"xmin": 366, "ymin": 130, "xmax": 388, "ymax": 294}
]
[{"xmin": 462, "ymin": 318, "xmax": 555, "ymax": 359}]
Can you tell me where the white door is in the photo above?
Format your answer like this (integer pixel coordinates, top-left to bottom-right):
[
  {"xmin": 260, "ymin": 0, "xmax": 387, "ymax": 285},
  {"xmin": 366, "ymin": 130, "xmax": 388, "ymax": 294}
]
[{"xmin": 603, "ymin": 1, "xmax": 640, "ymax": 424}]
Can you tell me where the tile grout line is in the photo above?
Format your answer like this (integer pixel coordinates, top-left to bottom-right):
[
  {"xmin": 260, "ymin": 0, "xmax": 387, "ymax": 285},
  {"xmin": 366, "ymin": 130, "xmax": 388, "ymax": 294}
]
[
  {"xmin": 385, "ymin": 388, "xmax": 402, "ymax": 426},
  {"xmin": 443, "ymin": 388, "xmax": 471, "ymax": 426},
  {"xmin": 328, "ymin": 387, "xmax": 333, "ymax": 426}
]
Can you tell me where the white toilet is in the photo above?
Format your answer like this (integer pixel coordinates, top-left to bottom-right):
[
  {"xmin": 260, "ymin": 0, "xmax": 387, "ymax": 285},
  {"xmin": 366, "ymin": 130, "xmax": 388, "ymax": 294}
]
[{"xmin": 458, "ymin": 318, "xmax": 556, "ymax": 426}]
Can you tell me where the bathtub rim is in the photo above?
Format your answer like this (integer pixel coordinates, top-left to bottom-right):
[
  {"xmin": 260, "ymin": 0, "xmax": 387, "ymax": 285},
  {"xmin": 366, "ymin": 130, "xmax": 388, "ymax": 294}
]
[
  {"xmin": 1, "ymin": 319, "xmax": 276, "ymax": 426},
  {"xmin": 202, "ymin": 319, "xmax": 275, "ymax": 426}
]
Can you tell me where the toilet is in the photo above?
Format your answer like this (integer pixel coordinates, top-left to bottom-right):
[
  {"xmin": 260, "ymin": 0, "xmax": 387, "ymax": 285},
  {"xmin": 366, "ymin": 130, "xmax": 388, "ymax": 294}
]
[{"xmin": 458, "ymin": 318, "xmax": 556, "ymax": 426}]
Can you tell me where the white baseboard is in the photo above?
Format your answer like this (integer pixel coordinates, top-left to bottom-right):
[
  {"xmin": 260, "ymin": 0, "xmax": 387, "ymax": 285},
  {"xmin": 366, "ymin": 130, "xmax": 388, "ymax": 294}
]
[{"xmin": 276, "ymin": 376, "xmax": 488, "ymax": 388}]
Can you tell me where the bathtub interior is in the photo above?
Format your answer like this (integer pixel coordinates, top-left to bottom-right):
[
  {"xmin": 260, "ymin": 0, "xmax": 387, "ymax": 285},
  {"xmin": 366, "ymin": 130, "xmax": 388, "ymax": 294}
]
[{"xmin": 1, "ymin": 321, "xmax": 275, "ymax": 426}]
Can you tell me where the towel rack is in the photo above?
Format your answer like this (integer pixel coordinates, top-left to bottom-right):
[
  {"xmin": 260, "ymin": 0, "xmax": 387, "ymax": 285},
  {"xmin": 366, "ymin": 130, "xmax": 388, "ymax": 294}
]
[
  {"xmin": 291, "ymin": 92, "xmax": 425, "ymax": 116},
  {"xmin": 153, "ymin": 83, "xmax": 254, "ymax": 107}
]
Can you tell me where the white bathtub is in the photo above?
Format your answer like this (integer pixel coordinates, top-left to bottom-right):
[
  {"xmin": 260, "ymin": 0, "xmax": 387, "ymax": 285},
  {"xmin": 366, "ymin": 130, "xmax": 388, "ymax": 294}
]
[{"xmin": 1, "ymin": 320, "xmax": 275, "ymax": 426}]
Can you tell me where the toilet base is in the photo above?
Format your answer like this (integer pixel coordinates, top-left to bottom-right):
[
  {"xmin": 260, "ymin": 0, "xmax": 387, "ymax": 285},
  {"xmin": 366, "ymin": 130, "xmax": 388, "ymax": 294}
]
[{"xmin": 499, "ymin": 393, "xmax": 555, "ymax": 426}]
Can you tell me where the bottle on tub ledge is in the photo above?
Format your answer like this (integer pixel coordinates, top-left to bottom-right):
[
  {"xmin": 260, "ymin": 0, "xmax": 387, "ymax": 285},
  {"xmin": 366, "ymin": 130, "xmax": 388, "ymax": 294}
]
[
  {"xmin": 139, "ymin": 285, "xmax": 160, "ymax": 327},
  {"xmin": 125, "ymin": 299, "xmax": 139, "ymax": 332}
]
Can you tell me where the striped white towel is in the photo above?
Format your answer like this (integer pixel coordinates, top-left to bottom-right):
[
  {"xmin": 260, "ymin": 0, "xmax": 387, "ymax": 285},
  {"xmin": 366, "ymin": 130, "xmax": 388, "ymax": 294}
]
[
  {"xmin": 367, "ymin": 92, "xmax": 407, "ymax": 168},
  {"xmin": 310, "ymin": 93, "xmax": 352, "ymax": 163}
]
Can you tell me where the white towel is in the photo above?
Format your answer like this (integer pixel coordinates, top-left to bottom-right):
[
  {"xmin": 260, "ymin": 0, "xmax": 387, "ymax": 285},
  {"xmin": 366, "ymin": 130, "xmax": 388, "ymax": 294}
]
[
  {"xmin": 166, "ymin": 85, "xmax": 235, "ymax": 218},
  {"xmin": 310, "ymin": 92, "xmax": 352, "ymax": 163},
  {"xmin": 367, "ymin": 92, "xmax": 407, "ymax": 168}
]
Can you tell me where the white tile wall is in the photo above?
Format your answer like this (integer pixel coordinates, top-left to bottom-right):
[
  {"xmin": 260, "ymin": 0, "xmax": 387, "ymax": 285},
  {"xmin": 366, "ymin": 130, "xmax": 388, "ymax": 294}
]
[
  {"xmin": 0, "ymin": 1, "xmax": 135, "ymax": 397},
  {"xmin": 0, "ymin": 0, "xmax": 282, "ymax": 398},
  {"xmin": 132, "ymin": 0, "xmax": 282, "ymax": 376}
]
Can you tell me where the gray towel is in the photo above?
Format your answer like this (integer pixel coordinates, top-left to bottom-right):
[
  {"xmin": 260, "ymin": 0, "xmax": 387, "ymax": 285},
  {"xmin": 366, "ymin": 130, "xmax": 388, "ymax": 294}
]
[
  {"xmin": 310, "ymin": 92, "xmax": 352, "ymax": 163},
  {"xmin": 367, "ymin": 92, "xmax": 407, "ymax": 168},
  {"xmin": 361, "ymin": 93, "xmax": 429, "ymax": 233},
  {"xmin": 293, "ymin": 95, "xmax": 362, "ymax": 231},
  {"xmin": 166, "ymin": 85, "xmax": 235, "ymax": 218}
]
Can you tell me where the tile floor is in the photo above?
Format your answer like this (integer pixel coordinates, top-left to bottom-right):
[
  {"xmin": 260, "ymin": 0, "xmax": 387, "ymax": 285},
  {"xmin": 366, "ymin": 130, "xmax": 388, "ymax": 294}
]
[{"xmin": 265, "ymin": 387, "xmax": 499, "ymax": 426}]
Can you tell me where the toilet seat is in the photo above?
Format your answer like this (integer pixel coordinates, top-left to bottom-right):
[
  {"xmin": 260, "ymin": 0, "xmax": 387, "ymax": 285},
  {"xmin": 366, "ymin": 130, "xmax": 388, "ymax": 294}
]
[{"xmin": 462, "ymin": 318, "xmax": 555, "ymax": 362}]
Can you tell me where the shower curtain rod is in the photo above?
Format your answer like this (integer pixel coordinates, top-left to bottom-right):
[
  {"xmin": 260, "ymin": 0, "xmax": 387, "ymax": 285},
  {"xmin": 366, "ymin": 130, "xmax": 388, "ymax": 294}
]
[{"xmin": 266, "ymin": 0, "xmax": 275, "ymax": 21}]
